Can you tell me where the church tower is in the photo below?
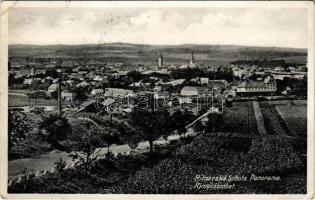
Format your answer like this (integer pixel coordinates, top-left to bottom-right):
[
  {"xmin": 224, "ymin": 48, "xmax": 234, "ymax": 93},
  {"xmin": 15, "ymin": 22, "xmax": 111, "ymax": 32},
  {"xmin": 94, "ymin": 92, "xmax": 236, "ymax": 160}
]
[
  {"xmin": 190, "ymin": 52, "xmax": 195, "ymax": 65},
  {"xmin": 157, "ymin": 53, "xmax": 164, "ymax": 71}
]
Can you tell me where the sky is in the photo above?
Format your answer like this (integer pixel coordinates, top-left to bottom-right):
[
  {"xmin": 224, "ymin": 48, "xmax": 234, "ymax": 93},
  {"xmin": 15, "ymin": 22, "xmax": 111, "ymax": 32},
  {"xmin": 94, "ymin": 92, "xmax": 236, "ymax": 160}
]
[{"xmin": 9, "ymin": 7, "xmax": 308, "ymax": 48}]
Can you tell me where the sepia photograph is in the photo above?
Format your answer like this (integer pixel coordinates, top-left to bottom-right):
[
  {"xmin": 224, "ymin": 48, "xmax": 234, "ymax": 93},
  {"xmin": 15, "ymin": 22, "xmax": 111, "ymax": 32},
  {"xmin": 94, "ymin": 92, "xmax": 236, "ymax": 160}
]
[{"xmin": 0, "ymin": 1, "xmax": 314, "ymax": 199}]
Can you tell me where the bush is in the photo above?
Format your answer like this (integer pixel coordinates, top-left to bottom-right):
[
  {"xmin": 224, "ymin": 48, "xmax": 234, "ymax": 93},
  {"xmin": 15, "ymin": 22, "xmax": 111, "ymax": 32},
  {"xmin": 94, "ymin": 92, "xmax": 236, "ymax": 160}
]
[
  {"xmin": 107, "ymin": 135, "xmax": 304, "ymax": 194},
  {"xmin": 8, "ymin": 134, "xmax": 305, "ymax": 194},
  {"xmin": 243, "ymin": 136, "xmax": 303, "ymax": 174}
]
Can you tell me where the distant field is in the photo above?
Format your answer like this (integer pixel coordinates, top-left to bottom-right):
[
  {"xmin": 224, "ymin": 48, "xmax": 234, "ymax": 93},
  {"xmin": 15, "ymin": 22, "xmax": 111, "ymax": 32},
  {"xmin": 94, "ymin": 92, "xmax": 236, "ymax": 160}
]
[
  {"xmin": 8, "ymin": 89, "xmax": 30, "ymax": 94},
  {"xmin": 9, "ymin": 94, "xmax": 59, "ymax": 107},
  {"xmin": 9, "ymin": 43, "xmax": 307, "ymax": 65},
  {"xmin": 275, "ymin": 102, "xmax": 307, "ymax": 137}
]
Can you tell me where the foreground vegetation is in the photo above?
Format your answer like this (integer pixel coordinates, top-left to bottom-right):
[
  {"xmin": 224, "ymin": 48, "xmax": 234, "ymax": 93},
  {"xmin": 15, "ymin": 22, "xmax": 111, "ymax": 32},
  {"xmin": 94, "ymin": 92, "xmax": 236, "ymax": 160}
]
[
  {"xmin": 8, "ymin": 99, "xmax": 307, "ymax": 193},
  {"xmin": 8, "ymin": 131, "xmax": 306, "ymax": 194}
]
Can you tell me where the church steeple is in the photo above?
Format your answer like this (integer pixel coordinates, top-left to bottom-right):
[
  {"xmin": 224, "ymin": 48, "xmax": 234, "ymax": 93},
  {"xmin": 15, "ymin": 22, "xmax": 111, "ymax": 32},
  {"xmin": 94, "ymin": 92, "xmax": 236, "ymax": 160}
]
[
  {"xmin": 190, "ymin": 52, "xmax": 195, "ymax": 65},
  {"xmin": 158, "ymin": 53, "xmax": 164, "ymax": 70}
]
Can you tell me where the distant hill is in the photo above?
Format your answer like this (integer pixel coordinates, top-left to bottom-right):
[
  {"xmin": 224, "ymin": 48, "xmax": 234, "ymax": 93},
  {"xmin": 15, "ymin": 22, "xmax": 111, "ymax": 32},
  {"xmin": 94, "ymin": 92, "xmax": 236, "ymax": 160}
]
[{"xmin": 9, "ymin": 43, "xmax": 307, "ymax": 65}]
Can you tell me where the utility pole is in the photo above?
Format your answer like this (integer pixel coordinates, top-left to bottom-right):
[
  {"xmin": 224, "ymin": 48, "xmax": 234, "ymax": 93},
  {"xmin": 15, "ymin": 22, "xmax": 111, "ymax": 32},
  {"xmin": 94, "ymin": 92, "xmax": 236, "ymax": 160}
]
[
  {"xmin": 33, "ymin": 66, "xmax": 36, "ymax": 107},
  {"xmin": 221, "ymin": 96, "xmax": 224, "ymax": 111},
  {"xmin": 211, "ymin": 89, "xmax": 214, "ymax": 109},
  {"xmin": 28, "ymin": 84, "xmax": 31, "ymax": 106},
  {"xmin": 28, "ymin": 64, "xmax": 35, "ymax": 107},
  {"xmin": 57, "ymin": 76, "xmax": 62, "ymax": 115},
  {"xmin": 247, "ymin": 103, "xmax": 250, "ymax": 133},
  {"xmin": 106, "ymin": 113, "xmax": 112, "ymax": 155}
]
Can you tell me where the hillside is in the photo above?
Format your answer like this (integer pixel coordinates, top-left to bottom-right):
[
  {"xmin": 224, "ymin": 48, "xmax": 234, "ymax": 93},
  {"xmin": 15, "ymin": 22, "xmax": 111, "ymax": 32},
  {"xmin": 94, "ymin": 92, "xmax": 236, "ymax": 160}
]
[{"xmin": 9, "ymin": 43, "xmax": 307, "ymax": 65}]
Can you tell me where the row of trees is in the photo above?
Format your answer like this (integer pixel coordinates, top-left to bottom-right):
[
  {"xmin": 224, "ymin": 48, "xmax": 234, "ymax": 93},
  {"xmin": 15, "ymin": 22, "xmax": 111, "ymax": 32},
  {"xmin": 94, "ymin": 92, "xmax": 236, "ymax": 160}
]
[
  {"xmin": 276, "ymin": 77, "xmax": 307, "ymax": 96},
  {"xmin": 170, "ymin": 67, "xmax": 234, "ymax": 83}
]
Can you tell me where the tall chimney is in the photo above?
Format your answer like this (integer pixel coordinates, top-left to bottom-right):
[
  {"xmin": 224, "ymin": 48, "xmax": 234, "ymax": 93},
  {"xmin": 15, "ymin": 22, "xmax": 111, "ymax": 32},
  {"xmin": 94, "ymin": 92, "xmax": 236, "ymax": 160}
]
[{"xmin": 57, "ymin": 77, "xmax": 62, "ymax": 115}]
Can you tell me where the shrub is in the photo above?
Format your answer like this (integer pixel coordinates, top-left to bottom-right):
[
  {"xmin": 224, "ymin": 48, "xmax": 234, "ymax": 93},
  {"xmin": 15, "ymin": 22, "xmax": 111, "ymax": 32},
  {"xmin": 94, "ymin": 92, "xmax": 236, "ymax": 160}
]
[{"xmin": 243, "ymin": 136, "xmax": 303, "ymax": 174}]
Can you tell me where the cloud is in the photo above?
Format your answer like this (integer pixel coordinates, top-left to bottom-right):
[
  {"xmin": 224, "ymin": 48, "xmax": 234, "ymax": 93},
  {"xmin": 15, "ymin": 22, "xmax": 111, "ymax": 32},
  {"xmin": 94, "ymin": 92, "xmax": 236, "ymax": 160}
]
[{"xmin": 9, "ymin": 7, "xmax": 308, "ymax": 48}]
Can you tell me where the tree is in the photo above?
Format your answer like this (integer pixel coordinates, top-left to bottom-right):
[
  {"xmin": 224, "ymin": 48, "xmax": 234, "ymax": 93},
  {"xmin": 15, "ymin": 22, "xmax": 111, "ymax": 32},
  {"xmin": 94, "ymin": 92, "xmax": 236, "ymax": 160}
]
[
  {"xmin": 45, "ymin": 69, "xmax": 59, "ymax": 79},
  {"xmin": 127, "ymin": 133, "xmax": 141, "ymax": 150},
  {"xmin": 54, "ymin": 158, "xmax": 67, "ymax": 184},
  {"xmin": 8, "ymin": 111, "xmax": 31, "ymax": 150},
  {"xmin": 170, "ymin": 109, "xmax": 194, "ymax": 138},
  {"xmin": 38, "ymin": 114, "xmax": 72, "ymax": 151},
  {"xmin": 130, "ymin": 95, "xmax": 170, "ymax": 154},
  {"xmin": 71, "ymin": 86, "xmax": 88, "ymax": 102},
  {"xmin": 127, "ymin": 70, "xmax": 142, "ymax": 82},
  {"xmin": 101, "ymin": 124, "xmax": 120, "ymax": 155},
  {"xmin": 70, "ymin": 126, "xmax": 106, "ymax": 175},
  {"xmin": 205, "ymin": 113, "xmax": 225, "ymax": 133}
]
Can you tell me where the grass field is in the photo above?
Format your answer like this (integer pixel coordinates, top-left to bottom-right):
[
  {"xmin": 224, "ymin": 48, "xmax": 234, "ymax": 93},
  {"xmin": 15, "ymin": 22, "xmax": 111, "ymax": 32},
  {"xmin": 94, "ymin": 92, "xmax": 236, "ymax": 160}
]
[
  {"xmin": 9, "ymin": 94, "xmax": 61, "ymax": 107},
  {"xmin": 259, "ymin": 100, "xmax": 306, "ymax": 137},
  {"xmin": 221, "ymin": 101, "xmax": 258, "ymax": 136},
  {"xmin": 275, "ymin": 102, "xmax": 307, "ymax": 137}
]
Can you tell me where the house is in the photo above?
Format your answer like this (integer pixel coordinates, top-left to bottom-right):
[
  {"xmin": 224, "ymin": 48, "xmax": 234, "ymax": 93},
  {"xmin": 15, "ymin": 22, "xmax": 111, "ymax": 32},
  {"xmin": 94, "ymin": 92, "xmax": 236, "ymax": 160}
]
[
  {"xmin": 162, "ymin": 79, "xmax": 186, "ymax": 87},
  {"xmin": 23, "ymin": 78, "xmax": 33, "ymax": 85},
  {"xmin": 232, "ymin": 67, "xmax": 247, "ymax": 79},
  {"xmin": 35, "ymin": 69, "xmax": 47, "ymax": 75},
  {"xmin": 141, "ymin": 70, "xmax": 156, "ymax": 75},
  {"xmin": 207, "ymin": 65, "xmax": 217, "ymax": 72},
  {"xmin": 42, "ymin": 77, "xmax": 54, "ymax": 85},
  {"xmin": 274, "ymin": 66, "xmax": 285, "ymax": 72},
  {"xmin": 128, "ymin": 81, "xmax": 150, "ymax": 89},
  {"xmin": 271, "ymin": 71, "xmax": 307, "ymax": 80},
  {"xmin": 236, "ymin": 77, "xmax": 277, "ymax": 95},
  {"xmin": 179, "ymin": 64, "xmax": 189, "ymax": 69},
  {"xmin": 91, "ymin": 88, "xmax": 104, "ymax": 96},
  {"xmin": 65, "ymin": 80, "xmax": 75, "ymax": 87},
  {"xmin": 200, "ymin": 77, "xmax": 209, "ymax": 85},
  {"xmin": 154, "ymin": 85, "xmax": 162, "ymax": 92},
  {"xmin": 61, "ymin": 91, "xmax": 76, "ymax": 101},
  {"xmin": 112, "ymin": 71, "xmax": 128, "ymax": 79},
  {"xmin": 223, "ymin": 89, "xmax": 236, "ymax": 98},
  {"xmin": 297, "ymin": 65, "xmax": 307, "ymax": 72},
  {"xmin": 180, "ymin": 86, "xmax": 209, "ymax": 97},
  {"xmin": 47, "ymin": 83, "xmax": 59, "ymax": 93},
  {"xmin": 105, "ymin": 88, "xmax": 135, "ymax": 98},
  {"xmin": 32, "ymin": 78, "xmax": 42, "ymax": 85},
  {"xmin": 93, "ymin": 75, "xmax": 104, "ymax": 82},
  {"xmin": 157, "ymin": 69, "xmax": 171, "ymax": 75},
  {"xmin": 76, "ymin": 81, "xmax": 89, "ymax": 88},
  {"xmin": 208, "ymin": 80, "xmax": 229, "ymax": 90},
  {"xmin": 78, "ymin": 71, "xmax": 87, "ymax": 76},
  {"xmin": 181, "ymin": 86, "xmax": 199, "ymax": 96},
  {"xmin": 177, "ymin": 96, "xmax": 189, "ymax": 104},
  {"xmin": 78, "ymin": 99, "xmax": 113, "ymax": 113},
  {"xmin": 69, "ymin": 73, "xmax": 79, "ymax": 79},
  {"xmin": 154, "ymin": 91, "xmax": 170, "ymax": 100},
  {"xmin": 137, "ymin": 66, "xmax": 148, "ymax": 72},
  {"xmin": 282, "ymin": 86, "xmax": 293, "ymax": 95},
  {"xmin": 288, "ymin": 67, "xmax": 297, "ymax": 72},
  {"xmin": 46, "ymin": 83, "xmax": 59, "ymax": 97},
  {"xmin": 86, "ymin": 72, "xmax": 97, "ymax": 80}
]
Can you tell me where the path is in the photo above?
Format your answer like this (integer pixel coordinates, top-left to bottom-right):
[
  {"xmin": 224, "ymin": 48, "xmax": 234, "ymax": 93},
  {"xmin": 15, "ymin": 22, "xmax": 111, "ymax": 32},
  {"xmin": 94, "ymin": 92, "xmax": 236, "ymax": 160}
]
[
  {"xmin": 252, "ymin": 101, "xmax": 267, "ymax": 136},
  {"xmin": 8, "ymin": 127, "xmax": 197, "ymax": 179}
]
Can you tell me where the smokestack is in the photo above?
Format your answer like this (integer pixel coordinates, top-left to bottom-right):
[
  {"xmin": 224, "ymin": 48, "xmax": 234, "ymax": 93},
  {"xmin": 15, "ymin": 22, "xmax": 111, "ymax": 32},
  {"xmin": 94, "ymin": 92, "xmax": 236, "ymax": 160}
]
[{"xmin": 57, "ymin": 77, "xmax": 62, "ymax": 115}]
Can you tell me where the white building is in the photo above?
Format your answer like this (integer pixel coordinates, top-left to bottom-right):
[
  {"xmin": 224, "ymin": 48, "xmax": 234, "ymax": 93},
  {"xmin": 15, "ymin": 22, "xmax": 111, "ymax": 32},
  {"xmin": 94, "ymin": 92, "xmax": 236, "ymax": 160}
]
[
  {"xmin": 105, "ymin": 88, "xmax": 135, "ymax": 97},
  {"xmin": 61, "ymin": 92, "xmax": 76, "ymax": 101},
  {"xmin": 91, "ymin": 89, "xmax": 104, "ymax": 96}
]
